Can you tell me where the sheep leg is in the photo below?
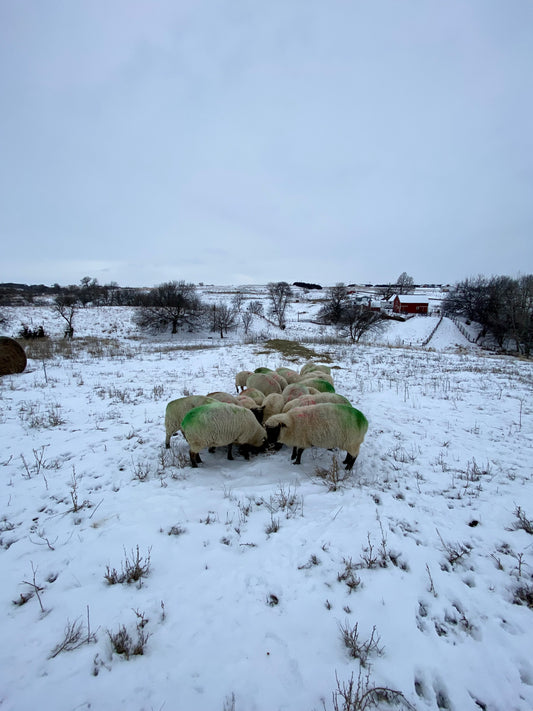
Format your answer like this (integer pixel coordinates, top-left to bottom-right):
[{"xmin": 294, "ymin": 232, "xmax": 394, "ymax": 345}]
[
  {"xmin": 290, "ymin": 446, "xmax": 297, "ymax": 460},
  {"xmin": 240, "ymin": 444, "xmax": 250, "ymax": 460},
  {"xmin": 293, "ymin": 448, "xmax": 304, "ymax": 465},
  {"xmin": 227, "ymin": 444, "xmax": 234, "ymax": 460},
  {"xmin": 189, "ymin": 450, "xmax": 199, "ymax": 468},
  {"xmin": 344, "ymin": 453, "xmax": 357, "ymax": 471}
]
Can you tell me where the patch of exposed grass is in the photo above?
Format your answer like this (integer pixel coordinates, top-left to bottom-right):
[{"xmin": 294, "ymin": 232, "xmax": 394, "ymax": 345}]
[{"xmin": 256, "ymin": 339, "xmax": 333, "ymax": 362}]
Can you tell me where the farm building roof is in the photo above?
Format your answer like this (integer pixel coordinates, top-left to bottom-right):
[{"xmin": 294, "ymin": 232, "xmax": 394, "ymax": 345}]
[{"xmin": 395, "ymin": 295, "xmax": 429, "ymax": 304}]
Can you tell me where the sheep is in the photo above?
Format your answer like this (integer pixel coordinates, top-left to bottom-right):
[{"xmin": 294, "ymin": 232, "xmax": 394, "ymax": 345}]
[
  {"xmin": 264, "ymin": 403, "xmax": 368, "ymax": 470},
  {"xmin": 246, "ymin": 372, "xmax": 283, "ymax": 396},
  {"xmin": 297, "ymin": 377, "xmax": 335, "ymax": 393},
  {"xmin": 254, "ymin": 367, "xmax": 273, "ymax": 373},
  {"xmin": 261, "ymin": 392, "xmax": 285, "ymax": 422},
  {"xmin": 275, "ymin": 367, "xmax": 301, "ymax": 384},
  {"xmin": 165, "ymin": 395, "xmax": 218, "ymax": 448},
  {"xmin": 282, "ymin": 392, "xmax": 351, "ymax": 412},
  {"xmin": 181, "ymin": 402, "xmax": 267, "ymax": 467},
  {"xmin": 300, "ymin": 361, "xmax": 331, "ymax": 376},
  {"xmin": 300, "ymin": 371, "xmax": 335, "ymax": 386},
  {"xmin": 267, "ymin": 371, "xmax": 288, "ymax": 391},
  {"xmin": 207, "ymin": 391, "xmax": 240, "ymax": 404},
  {"xmin": 239, "ymin": 388, "xmax": 264, "ymax": 405},
  {"xmin": 281, "ymin": 383, "xmax": 320, "ymax": 403},
  {"xmin": 235, "ymin": 370, "xmax": 253, "ymax": 392}
]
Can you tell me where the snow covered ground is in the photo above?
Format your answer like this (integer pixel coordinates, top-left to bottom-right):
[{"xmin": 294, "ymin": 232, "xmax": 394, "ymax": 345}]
[{"xmin": 1, "ymin": 296, "xmax": 532, "ymax": 711}]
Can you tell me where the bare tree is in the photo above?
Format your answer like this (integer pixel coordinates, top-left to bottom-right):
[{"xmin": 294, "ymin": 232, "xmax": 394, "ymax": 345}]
[
  {"xmin": 247, "ymin": 300, "xmax": 264, "ymax": 317},
  {"xmin": 53, "ymin": 294, "xmax": 78, "ymax": 338},
  {"xmin": 318, "ymin": 283, "xmax": 350, "ymax": 324},
  {"xmin": 241, "ymin": 305, "xmax": 255, "ymax": 335},
  {"xmin": 135, "ymin": 281, "xmax": 204, "ymax": 334},
  {"xmin": 376, "ymin": 283, "xmax": 395, "ymax": 300},
  {"xmin": 211, "ymin": 302, "xmax": 238, "ymax": 338},
  {"xmin": 267, "ymin": 282, "xmax": 293, "ymax": 329},
  {"xmin": 337, "ymin": 304, "xmax": 384, "ymax": 343},
  {"xmin": 231, "ymin": 293, "xmax": 245, "ymax": 313},
  {"xmin": 0, "ymin": 309, "xmax": 10, "ymax": 332},
  {"xmin": 444, "ymin": 274, "xmax": 533, "ymax": 355},
  {"xmin": 396, "ymin": 272, "xmax": 414, "ymax": 295}
]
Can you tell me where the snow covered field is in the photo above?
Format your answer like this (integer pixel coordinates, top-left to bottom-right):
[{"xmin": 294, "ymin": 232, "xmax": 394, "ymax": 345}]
[{"xmin": 1, "ymin": 295, "xmax": 532, "ymax": 711}]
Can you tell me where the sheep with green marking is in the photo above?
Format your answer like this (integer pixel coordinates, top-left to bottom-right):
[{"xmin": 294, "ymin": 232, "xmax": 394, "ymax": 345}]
[
  {"xmin": 181, "ymin": 401, "xmax": 267, "ymax": 467},
  {"xmin": 297, "ymin": 376, "xmax": 335, "ymax": 393},
  {"xmin": 165, "ymin": 395, "xmax": 219, "ymax": 448},
  {"xmin": 264, "ymin": 403, "xmax": 368, "ymax": 470}
]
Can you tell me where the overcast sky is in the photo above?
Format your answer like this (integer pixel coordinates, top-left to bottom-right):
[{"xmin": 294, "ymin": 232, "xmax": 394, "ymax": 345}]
[{"xmin": 1, "ymin": 1, "xmax": 532, "ymax": 288}]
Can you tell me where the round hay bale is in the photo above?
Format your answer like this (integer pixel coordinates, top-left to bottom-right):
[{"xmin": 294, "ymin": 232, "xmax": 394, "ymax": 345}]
[{"xmin": 0, "ymin": 337, "xmax": 27, "ymax": 376}]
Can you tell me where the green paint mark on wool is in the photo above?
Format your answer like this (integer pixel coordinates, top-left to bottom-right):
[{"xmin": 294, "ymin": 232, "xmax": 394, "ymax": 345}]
[
  {"xmin": 338, "ymin": 405, "xmax": 368, "ymax": 431},
  {"xmin": 181, "ymin": 404, "xmax": 209, "ymax": 430}
]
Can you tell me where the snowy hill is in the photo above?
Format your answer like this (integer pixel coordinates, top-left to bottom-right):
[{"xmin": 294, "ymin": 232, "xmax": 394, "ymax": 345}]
[{"xmin": 1, "ymin": 295, "xmax": 532, "ymax": 711}]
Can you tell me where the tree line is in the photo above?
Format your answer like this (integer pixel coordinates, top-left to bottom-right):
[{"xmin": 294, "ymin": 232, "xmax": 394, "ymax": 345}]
[{"xmin": 443, "ymin": 275, "xmax": 533, "ymax": 355}]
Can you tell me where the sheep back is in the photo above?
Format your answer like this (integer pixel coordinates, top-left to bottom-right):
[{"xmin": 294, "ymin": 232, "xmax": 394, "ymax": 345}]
[
  {"xmin": 276, "ymin": 367, "xmax": 301, "ymax": 384},
  {"xmin": 300, "ymin": 361, "xmax": 331, "ymax": 376},
  {"xmin": 206, "ymin": 391, "xmax": 240, "ymax": 404},
  {"xmin": 239, "ymin": 388, "xmax": 264, "ymax": 405},
  {"xmin": 246, "ymin": 372, "xmax": 282, "ymax": 396},
  {"xmin": 298, "ymin": 377, "xmax": 335, "ymax": 393},
  {"xmin": 261, "ymin": 393, "xmax": 285, "ymax": 422},
  {"xmin": 282, "ymin": 392, "xmax": 351, "ymax": 412},
  {"xmin": 282, "ymin": 383, "xmax": 319, "ymax": 402}
]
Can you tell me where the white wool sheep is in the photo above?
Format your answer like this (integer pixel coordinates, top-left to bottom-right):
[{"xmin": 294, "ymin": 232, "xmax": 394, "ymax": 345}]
[
  {"xmin": 239, "ymin": 388, "xmax": 264, "ymax": 405},
  {"xmin": 300, "ymin": 361, "xmax": 331, "ymax": 376},
  {"xmin": 235, "ymin": 370, "xmax": 253, "ymax": 392},
  {"xmin": 207, "ymin": 391, "xmax": 240, "ymax": 404},
  {"xmin": 267, "ymin": 371, "xmax": 288, "ymax": 391},
  {"xmin": 246, "ymin": 372, "xmax": 283, "ymax": 396},
  {"xmin": 282, "ymin": 392, "xmax": 351, "ymax": 412},
  {"xmin": 281, "ymin": 383, "xmax": 319, "ymax": 402},
  {"xmin": 264, "ymin": 403, "xmax": 368, "ymax": 470},
  {"xmin": 181, "ymin": 402, "xmax": 267, "ymax": 467},
  {"xmin": 165, "ymin": 395, "xmax": 218, "ymax": 448},
  {"xmin": 205, "ymin": 390, "xmax": 262, "ymax": 422},
  {"xmin": 261, "ymin": 393, "xmax": 285, "ymax": 422},
  {"xmin": 275, "ymin": 367, "xmax": 301, "ymax": 384}
]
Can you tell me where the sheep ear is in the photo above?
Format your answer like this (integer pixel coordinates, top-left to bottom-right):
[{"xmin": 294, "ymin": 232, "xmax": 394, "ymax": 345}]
[{"xmin": 280, "ymin": 422, "xmax": 287, "ymax": 428}]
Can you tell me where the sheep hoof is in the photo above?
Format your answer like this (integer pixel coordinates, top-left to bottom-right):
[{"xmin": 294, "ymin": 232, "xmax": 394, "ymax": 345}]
[{"xmin": 344, "ymin": 454, "xmax": 356, "ymax": 470}]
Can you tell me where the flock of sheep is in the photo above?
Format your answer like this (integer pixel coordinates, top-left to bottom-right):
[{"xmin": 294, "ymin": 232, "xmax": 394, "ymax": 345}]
[{"xmin": 164, "ymin": 361, "xmax": 368, "ymax": 470}]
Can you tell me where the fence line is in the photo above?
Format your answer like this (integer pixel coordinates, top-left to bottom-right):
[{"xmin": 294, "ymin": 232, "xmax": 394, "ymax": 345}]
[
  {"xmin": 450, "ymin": 316, "xmax": 478, "ymax": 343},
  {"xmin": 422, "ymin": 315, "xmax": 444, "ymax": 347}
]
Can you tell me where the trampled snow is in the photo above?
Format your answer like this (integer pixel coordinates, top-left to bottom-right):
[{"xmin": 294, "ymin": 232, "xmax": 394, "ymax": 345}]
[{"xmin": 1, "ymin": 295, "xmax": 532, "ymax": 711}]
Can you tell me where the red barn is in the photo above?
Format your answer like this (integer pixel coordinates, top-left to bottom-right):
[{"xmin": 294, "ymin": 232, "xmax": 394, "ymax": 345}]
[{"xmin": 393, "ymin": 295, "xmax": 429, "ymax": 315}]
